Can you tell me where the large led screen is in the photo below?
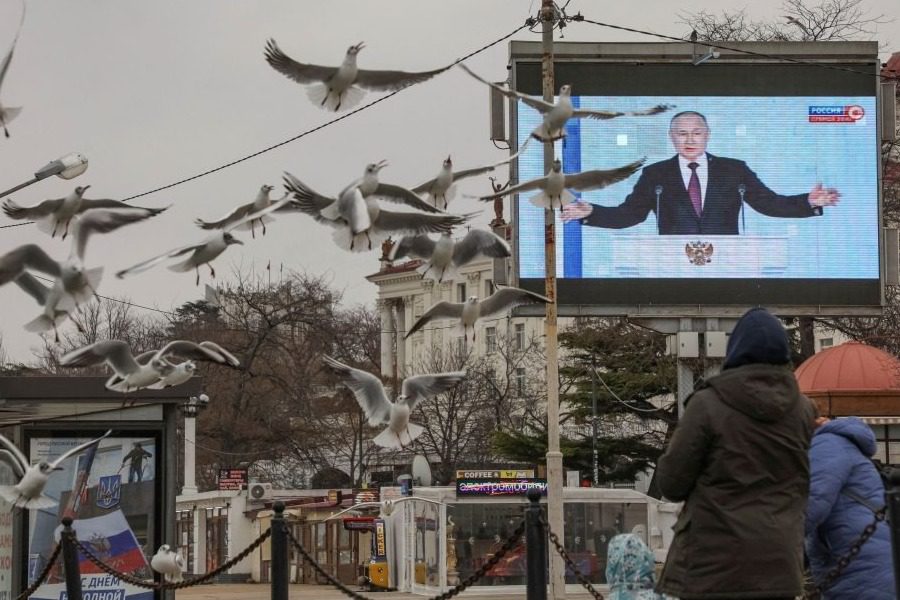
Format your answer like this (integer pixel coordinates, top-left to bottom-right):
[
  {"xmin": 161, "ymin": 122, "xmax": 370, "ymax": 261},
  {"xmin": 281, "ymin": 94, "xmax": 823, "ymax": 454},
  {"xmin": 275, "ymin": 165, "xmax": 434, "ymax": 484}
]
[{"xmin": 512, "ymin": 60, "xmax": 882, "ymax": 309}]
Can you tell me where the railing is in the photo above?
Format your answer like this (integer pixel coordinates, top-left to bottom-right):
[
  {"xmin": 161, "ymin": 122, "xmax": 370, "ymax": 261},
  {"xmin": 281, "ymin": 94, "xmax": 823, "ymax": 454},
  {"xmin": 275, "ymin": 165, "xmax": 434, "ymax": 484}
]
[{"xmin": 13, "ymin": 473, "xmax": 900, "ymax": 600}]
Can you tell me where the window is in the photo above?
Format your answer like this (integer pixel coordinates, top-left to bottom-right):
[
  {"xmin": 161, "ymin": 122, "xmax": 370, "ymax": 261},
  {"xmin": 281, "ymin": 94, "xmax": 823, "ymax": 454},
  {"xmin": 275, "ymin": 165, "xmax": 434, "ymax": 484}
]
[
  {"xmin": 456, "ymin": 283, "xmax": 466, "ymax": 303},
  {"xmin": 819, "ymin": 338, "xmax": 834, "ymax": 349},
  {"xmin": 485, "ymin": 327, "xmax": 497, "ymax": 353},
  {"xmin": 515, "ymin": 367, "xmax": 526, "ymax": 396},
  {"xmin": 514, "ymin": 323, "xmax": 526, "ymax": 351},
  {"xmin": 484, "ymin": 279, "xmax": 493, "ymax": 298}
]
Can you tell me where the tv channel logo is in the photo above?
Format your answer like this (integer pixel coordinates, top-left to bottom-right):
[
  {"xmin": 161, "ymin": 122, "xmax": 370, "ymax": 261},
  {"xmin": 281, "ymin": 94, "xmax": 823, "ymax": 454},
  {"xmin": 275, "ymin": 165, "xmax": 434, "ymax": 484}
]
[{"xmin": 808, "ymin": 105, "xmax": 865, "ymax": 123}]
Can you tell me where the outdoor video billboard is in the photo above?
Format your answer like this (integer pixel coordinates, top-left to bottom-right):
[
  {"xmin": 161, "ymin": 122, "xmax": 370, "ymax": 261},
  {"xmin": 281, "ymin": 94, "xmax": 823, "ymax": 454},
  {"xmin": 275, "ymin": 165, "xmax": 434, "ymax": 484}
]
[{"xmin": 512, "ymin": 48, "xmax": 883, "ymax": 311}]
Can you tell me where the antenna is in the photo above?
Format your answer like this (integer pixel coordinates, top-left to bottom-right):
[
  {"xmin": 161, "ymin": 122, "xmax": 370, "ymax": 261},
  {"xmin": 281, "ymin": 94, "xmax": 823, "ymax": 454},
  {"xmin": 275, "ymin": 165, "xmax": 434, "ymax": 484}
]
[{"xmin": 411, "ymin": 455, "xmax": 433, "ymax": 487}]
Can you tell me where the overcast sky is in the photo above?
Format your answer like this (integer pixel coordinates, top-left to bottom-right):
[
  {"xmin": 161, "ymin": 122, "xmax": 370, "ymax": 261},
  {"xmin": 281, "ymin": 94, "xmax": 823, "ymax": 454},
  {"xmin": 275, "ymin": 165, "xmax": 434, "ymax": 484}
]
[{"xmin": 0, "ymin": 0, "xmax": 897, "ymax": 363}]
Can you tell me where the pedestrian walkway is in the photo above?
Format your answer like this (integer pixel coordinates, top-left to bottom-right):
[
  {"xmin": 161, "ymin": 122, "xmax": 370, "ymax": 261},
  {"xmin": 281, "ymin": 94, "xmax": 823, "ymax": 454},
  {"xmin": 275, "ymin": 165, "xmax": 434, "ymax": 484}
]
[{"xmin": 174, "ymin": 583, "xmax": 600, "ymax": 599}]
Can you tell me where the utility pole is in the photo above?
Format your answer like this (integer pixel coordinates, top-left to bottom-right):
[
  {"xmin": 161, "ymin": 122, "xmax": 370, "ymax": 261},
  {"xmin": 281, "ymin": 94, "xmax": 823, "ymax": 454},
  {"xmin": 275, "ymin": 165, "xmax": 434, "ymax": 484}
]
[{"xmin": 540, "ymin": 1, "xmax": 566, "ymax": 597}]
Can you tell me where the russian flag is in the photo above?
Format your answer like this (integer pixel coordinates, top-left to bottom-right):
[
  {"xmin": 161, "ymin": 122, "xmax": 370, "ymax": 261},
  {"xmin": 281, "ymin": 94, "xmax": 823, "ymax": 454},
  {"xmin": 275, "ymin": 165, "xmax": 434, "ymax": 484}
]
[{"xmin": 57, "ymin": 510, "xmax": 149, "ymax": 575}]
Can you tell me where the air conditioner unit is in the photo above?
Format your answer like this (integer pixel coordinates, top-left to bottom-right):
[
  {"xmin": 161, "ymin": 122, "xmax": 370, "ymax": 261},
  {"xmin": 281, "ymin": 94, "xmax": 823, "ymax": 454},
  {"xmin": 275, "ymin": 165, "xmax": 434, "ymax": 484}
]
[{"xmin": 248, "ymin": 483, "xmax": 273, "ymax": 501}]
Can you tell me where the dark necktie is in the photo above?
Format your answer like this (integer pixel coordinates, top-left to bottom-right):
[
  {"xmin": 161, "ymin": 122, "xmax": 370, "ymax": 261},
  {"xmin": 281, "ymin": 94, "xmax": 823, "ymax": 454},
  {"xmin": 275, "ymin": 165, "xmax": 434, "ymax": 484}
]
[{"xmin": 688, "ymin": 162, "xmax": 701, "ymax": 217}]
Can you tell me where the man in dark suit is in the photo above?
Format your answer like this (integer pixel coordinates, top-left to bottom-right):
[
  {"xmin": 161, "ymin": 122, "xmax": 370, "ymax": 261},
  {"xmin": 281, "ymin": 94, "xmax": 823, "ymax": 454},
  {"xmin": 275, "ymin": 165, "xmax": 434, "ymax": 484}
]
[{"xmin": 561, "ymin": 111, "xmax": 840, "ymax": 234}]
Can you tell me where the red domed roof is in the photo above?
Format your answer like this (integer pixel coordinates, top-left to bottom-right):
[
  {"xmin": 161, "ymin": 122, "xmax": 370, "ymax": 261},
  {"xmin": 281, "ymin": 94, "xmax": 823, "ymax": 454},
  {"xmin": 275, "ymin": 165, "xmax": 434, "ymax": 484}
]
[{"xmin": 795, "ymin": 341, "xmax": 900, "ymax": 392}]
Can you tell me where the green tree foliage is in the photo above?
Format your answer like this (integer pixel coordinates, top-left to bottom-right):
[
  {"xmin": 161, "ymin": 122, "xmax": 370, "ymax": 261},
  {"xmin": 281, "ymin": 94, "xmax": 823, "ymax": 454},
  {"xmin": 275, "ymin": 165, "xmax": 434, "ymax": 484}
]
[{"xmin": 493, "ymin": 318, "xmax": 677, "ymax": 486}]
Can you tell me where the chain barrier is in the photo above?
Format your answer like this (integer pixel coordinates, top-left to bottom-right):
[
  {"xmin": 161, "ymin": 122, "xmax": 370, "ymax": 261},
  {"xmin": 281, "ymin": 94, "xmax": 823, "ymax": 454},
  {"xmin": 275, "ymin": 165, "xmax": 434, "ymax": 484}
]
[
  {"xmin": 284, "ymin": 518, "xmax": 526, "ymax": 600},
  {"xmin": 67, "ymin": 526, "xmax": 271, "ymax": 590},
  {"xmin": 807, "ymin": 506, "xmax": 888, "ymax": 598},
  {"xmin": 538, "ymin": 514, "xmax": 605, "ymax": 600},
  {"xmin": 15, "ymin": 543, "xmax": 62, "ymax": 600}
]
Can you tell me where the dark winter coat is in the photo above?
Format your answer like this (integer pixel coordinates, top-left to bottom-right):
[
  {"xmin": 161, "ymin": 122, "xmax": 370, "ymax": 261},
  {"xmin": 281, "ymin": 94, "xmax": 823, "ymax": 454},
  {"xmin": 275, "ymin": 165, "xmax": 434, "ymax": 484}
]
[
  {"xmin": 805, "ymin": 417, "xmax": 895, "ymax": 599},
  {"xmin": 656, "ymin": 308, "xmax": 816, "ymax": 599}
]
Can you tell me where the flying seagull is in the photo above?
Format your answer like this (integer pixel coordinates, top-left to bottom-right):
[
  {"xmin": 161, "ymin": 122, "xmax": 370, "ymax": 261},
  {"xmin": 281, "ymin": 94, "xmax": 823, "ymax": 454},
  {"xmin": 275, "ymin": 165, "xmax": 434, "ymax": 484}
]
[
  {"xmin": 322, "ymin": 355, "xmax": 465, "ymax": 449},
  {"xmin": 355, "ymin": 160, "xmax": 443, "ymax": 213},
  {"xmin": 459, "ymin": 64, "xmax": 673, "ymax": 142},
  {"xmin": 389, "ymin": 229, "xmax": 511, "ymax": 283},
  {"xmin": 0, "ymin": 1, "xmax": 25, "ymax": 138},
  {"xmin": 0, "ymin": 430, "xmax": 111, "ymax": 510},
  {"xmin": 195, "ymin": 184, "xmax": 291, "ymax": 238},
  {"xmin": 477, "ymin": 158, "xmax": 645, "ymax": 209},
  {"xmin": 61, "ymin": 340, "xmax": 241, "ymax": 393},
  {"xmin": 406, "ymin": 285, "xmax": 550, "ymax": 342},
  {"xmin": 117, "ymin": 198, "xmax": 289, "ymax": 284},
  {"xmin": 265, "ymin": 39, "xmax": 447, "ymax": 111},
  {"xmin": 284, "ymin": 174, "xmax": 471, "ymax": 252},
  {"xmin": 151, "ymin": 545, "xmax": 185, "ymax": 583},
  {"xmin": 105, "ymin": 341, "xmax": 238, "ymax": 392},
  {"xmin": 2, "ymin": 185, "xmax": 166, "ymax": 239},
  {"xmin": 412, "ymin": 140, "xmax": 532, "ymax": 210}
]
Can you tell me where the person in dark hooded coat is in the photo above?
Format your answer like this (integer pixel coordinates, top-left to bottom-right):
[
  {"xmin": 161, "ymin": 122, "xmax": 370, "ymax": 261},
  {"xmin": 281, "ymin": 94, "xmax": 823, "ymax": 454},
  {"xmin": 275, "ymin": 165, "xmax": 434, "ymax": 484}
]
[
  {"xmin": 655, "ymin": 307, "xmax": 816, "ymax": 599},
  {"xmin": 805, "ymin": 416, "xmax": 895, "ymax": 599}
]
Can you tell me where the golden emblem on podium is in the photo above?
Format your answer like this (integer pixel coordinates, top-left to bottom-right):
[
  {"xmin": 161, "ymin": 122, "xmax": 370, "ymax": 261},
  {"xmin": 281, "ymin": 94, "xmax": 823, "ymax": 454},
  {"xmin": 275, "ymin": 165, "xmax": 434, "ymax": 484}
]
[{"xmin": 685, "ymin": 241, "xmax": 714, "ymax": 265}]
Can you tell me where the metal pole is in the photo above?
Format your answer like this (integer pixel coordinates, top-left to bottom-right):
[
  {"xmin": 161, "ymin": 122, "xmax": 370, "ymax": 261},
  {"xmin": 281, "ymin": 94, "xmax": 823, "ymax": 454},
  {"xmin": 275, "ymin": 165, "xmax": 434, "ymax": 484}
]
[
  {"xmin": 182, "ymin": 410, "xmax": 198, "ymax": 495},
  {"xmin": 888, "ymin": 467, "xmax": 900, "ymax": 600},
  {"xmin": 271, "ymin": 501, "xmax": 288, "ymax": 600},
  {"xmin": 591, "ymin": 364, "xmax": 598, "ymax": 487},
  {"xmin": 525, "ymin": 489, "xmax": 548, "ymax": 600},
  {"xmin": 60, "ymin": 517, "xmax": 83, "ymax": 600},
  {"xmin": 0, "ymin": 177, "xmax": 38, "ymax": 199},
  {"xmin": 540, "ymin": 1, "xmax": 565, "ymax": 597}
]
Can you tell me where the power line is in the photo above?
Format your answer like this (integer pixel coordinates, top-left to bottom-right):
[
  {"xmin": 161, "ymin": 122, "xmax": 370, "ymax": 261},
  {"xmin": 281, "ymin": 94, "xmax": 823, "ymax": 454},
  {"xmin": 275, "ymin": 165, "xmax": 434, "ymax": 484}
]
[{"xmin": 575, "ymin": 16, "xmax": 893, "ymax": 80}]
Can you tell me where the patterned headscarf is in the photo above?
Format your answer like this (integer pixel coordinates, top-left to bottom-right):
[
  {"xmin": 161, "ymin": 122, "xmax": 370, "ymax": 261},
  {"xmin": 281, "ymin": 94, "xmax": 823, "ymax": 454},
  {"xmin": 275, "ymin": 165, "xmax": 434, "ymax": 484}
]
[{"xmin": 605, "ymin": 534, "xmax": 668, "ymax": 600}]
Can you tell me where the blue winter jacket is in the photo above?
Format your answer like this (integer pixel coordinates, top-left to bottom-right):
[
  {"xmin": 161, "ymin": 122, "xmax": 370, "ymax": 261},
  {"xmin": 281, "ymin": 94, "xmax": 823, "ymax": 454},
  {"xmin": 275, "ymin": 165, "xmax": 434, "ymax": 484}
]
[{"xmin": 805, "ymin": 417, "xmax": 895, "ymax": 599}]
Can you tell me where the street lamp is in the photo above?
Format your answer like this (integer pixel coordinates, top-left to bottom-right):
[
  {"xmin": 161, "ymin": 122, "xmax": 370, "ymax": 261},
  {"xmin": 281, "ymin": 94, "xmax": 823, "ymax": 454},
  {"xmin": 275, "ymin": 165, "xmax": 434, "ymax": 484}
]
[
  {"xmin": 0, "ymin": 152, "xmax": 89, "ymax": 199},
  {"xmin": 181, "ymin": 393, "xmax": 210, "ymax": 495}
]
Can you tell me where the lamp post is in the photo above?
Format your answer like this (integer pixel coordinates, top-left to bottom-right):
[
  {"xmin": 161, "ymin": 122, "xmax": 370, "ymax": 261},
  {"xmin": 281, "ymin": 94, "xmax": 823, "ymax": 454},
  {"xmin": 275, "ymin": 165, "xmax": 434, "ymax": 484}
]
[
  {"xmin": 0, "ymin": 152, "xmax": 89, "ymax": 199},
  {"xmin": 181, "ymin": 393, "xmax": 209, "ymax": 496}
]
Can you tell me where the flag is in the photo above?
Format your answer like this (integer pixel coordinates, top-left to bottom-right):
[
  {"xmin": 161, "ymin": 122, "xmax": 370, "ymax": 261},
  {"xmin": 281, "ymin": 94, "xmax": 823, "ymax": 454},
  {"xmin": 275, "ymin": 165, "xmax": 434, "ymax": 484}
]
[{"xmin": 57, "ymin": 509, "xmax": 149, "ymax": 575}]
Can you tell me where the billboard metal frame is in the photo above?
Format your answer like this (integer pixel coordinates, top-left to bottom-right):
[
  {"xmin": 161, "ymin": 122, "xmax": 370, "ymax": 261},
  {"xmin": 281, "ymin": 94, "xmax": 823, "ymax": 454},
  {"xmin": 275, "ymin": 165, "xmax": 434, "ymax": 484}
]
[{"xmin": 507, "ymin": 40, "xmax": 886, "ymax": 318}]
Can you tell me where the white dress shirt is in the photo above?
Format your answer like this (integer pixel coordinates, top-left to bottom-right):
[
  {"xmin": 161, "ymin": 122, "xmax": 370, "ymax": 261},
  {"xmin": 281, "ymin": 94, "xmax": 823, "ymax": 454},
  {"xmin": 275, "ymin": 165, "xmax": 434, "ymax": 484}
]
[{"xmin": 678, "ymin": 154, "xmax": 709, "ymax": 210}]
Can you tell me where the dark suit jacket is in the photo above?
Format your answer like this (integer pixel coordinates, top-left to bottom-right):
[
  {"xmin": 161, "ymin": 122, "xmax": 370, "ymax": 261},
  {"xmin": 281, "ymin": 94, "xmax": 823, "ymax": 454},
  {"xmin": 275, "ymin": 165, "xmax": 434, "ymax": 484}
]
[{"xmin": 581, "ymin": 153, "xmax": 822, "ymax": 235}]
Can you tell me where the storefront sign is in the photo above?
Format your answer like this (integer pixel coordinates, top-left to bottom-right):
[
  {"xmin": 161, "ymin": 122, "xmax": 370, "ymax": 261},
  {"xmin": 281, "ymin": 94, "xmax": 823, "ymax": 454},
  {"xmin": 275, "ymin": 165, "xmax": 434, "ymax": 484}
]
[
  {"xmin": 343, "ymin": 517, "xmax": 376, "ymax": 531},
  {"xmin": 456, "ymin": 478, "xmax": 548, "ymax": 497},
  {"xmin": 374, "ymin": 519, "xmax": 387, "ymax": 559},
  {"xmin": 217, "ymin": 468, "xmax": 248, "ymax": 491},
  {"xmin": 455, "ymin": 469, "xmax": 535, "ymax": 480}
]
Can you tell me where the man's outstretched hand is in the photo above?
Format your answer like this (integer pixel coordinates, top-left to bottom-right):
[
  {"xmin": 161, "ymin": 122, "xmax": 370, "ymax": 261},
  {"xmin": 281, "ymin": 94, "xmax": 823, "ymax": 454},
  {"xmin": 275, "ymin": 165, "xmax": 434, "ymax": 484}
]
[
  {"xmin": 808, "ymin": 183, "xmax": 841, "ymax": 208},
  {"xmin": 561, "ymin": 201, "xmax": 593, "ymax": 223}
]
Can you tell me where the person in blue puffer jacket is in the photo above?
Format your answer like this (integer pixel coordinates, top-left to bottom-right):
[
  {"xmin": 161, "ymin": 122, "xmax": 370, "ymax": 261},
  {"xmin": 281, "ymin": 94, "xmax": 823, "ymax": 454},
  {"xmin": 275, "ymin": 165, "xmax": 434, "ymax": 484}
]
[{"xmin": 805, "ymin": 416, "xmax": 895, "ymax": 599}]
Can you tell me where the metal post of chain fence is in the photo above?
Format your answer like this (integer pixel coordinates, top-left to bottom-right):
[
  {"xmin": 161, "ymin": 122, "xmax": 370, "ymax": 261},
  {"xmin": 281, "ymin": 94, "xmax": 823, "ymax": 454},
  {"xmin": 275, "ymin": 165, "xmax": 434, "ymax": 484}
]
[
  {"xmin": 271, "ymin": 501, "xmax": 288, "ymax": 600},
  {"xmin": 60, "ymin": 517, "xmax": 83, "ymax": 600},
  {"xmin": 526, "ymin": 488, "xmax": 548, "ymax": 600},
  {"xmin": 889, "ymin": 467, "xmax": 900, "ymax": 600}
]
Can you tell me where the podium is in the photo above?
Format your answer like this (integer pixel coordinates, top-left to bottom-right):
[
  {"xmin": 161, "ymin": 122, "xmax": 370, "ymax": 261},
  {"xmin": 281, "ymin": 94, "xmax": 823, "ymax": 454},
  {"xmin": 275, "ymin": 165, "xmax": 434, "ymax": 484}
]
[{"xmin": 609, "ymin": 234, "xmax": 789, "ymax": 278}]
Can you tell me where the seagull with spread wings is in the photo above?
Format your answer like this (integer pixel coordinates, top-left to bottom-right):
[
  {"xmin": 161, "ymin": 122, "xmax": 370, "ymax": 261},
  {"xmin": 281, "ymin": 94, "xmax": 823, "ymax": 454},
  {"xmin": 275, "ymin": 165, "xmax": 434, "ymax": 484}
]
[
  {"xmin": 195, "ymin": 184, "xmax": 291, "ymax": 238},
  {"xmin": 406, "ymin": 285, "xmax": 550, "ymax": 343},
  {"xmin": 0, "ymin": 0, "xmax": 24, "ymax": 138},
  {"xmin": 459, "ymin": 64, "xmax": 673, "ymax": 142},
  {"xmin": 322, "ymin": 355, "xmax": 465, "ymax": 449},
  {"xmin": 389, "ymin": 229, "xmax": 510, "ymax": 283},
  {"xmin": 2, "ymin": 185, "xmax": 166, "ymax": 239},
  {"xmin": 61, "ymin": 340, "xmax": 240, "ymax": 393},
  {"xmin": 265, "ymin": 40, "xmax": 447, "ymax": 112},
  {"xmin": 0, "ymin": 430, "xmax": 111, "ymax": 510},
  {"xmin": 117, "ymin": 198, "xmax": 289, "ymax": 285},
  {"xmin": 284, "ymin": 173, "xmax": 471, "ymax": 252},
  {"xmin": 477, "ymin": 158, "xmax": 645, "ymax": 209},
  {"xmin": 105, "ymin": 341, "xmax": 239, "ymax": 392}
]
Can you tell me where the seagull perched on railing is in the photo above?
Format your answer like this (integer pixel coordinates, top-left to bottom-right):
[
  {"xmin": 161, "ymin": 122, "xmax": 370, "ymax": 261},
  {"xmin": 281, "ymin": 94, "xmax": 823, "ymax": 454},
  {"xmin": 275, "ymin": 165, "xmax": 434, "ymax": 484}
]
[
  {"xmin": 406, "ymin": 284, "xmax": 550, "ymax": 343},
  {"xmin": 477, "ymin": 158, "xmax": 645, "ymax": 210},
  {"xmin": 389, "ymin": 229, "xmax": 510, "ymax": 283},
  {"xmin": 459, "ymin": 64, "xmax": 673, "ymax": 142},
  {"xmin": 0, "ymin": 430, "xmax": 111, "ymax": 510},
  {"xmin": 194, "ymin": 184, "xmax": 291, "ymax": 238},
  {"xmin": 322, "ymin": 355, "xmax": 465, "ymax": 449},
  {"xmin": 265, "ymin": 40, "xmax": 447, "ymax": 112},
  {"xmin": 151, "ymin": 545, "xmax": 185, "ymax": 583}
]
